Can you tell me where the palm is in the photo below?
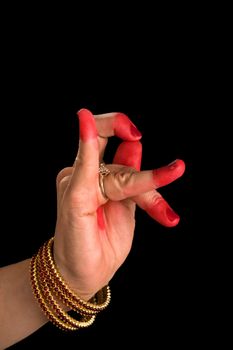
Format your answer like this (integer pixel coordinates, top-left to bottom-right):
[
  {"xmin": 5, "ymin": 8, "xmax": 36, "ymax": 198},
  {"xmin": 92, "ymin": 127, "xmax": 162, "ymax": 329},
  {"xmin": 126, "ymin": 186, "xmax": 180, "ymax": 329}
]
[
  {"xmin": 56, "ymin": 183, "xmax": 136, "ymax": 296},
  {"xmin": 104, "ymin": 200, "xmax": 135, "ymax": 264}
]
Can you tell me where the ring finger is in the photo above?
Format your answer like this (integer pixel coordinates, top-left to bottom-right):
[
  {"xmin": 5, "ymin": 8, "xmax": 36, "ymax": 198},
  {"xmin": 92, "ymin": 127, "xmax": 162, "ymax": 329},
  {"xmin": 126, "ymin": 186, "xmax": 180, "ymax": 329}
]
[{"xmin": 102, "ymin": 159, "xmax": 185, "ymax": 201}]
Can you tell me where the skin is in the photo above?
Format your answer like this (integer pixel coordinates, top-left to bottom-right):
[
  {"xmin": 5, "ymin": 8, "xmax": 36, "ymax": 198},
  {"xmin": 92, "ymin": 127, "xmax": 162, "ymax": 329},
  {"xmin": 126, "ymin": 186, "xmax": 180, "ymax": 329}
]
[{"xmin": 0, "ymin": 109, "xmax": 185, "ymax": 348}]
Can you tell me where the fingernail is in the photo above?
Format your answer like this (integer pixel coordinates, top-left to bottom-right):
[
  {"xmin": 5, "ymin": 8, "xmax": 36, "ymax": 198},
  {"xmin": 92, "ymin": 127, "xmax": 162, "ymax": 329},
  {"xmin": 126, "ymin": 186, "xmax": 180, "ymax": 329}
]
[
  {"xmin": 130, "ymin": 123, "xmax": 142, "ymax": 138},
  {"xmin": 166, "ymin": 207, "xmax": 180, "ymax": 222},
  {"xmin": 168, "ymin": 159, "xmax": 177, "ymax": 170}
]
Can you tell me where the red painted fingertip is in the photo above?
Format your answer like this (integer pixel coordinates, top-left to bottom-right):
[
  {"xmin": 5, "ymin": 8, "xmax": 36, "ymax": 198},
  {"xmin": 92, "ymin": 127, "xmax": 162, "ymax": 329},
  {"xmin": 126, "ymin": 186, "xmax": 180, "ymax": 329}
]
[
  {"xmin": 130, "ymin": 124, "xmax": 142, "ymax": 138},
  {"xmin": 169, "ymin": 159, "xmax": 186, "ymax": 177},
  {"xmin": 166, "ymin": 207, "xmax": 180, "ymax": 224},
  {"xmin": 147, "ymin": 199, "xmax": 180, "ymax": 227},
  {"xmin": 153, "ymin": 159, "xmax": 186, "ymax": 188},
  {"xmin": 77, "ymin": 108, "xmax": 97, "ymax": 141},
  {"xmin": 114, "ymin": 113, "xmax": 142, "ymax": 140}
]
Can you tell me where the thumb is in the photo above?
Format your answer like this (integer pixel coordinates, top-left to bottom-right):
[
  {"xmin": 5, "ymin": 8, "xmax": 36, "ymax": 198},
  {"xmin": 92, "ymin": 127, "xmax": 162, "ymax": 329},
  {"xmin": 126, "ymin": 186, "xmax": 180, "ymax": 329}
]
[{"xmin": 70, "ymin": 109, "xmax": 99, "ymax": 196}]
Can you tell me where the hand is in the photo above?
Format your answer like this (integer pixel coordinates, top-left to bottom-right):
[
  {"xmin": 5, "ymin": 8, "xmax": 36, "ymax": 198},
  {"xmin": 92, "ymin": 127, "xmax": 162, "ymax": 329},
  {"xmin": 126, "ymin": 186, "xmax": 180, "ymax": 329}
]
[{"xmin": 54, "ymin": 109, "xmax": 185, "ymax": 300}]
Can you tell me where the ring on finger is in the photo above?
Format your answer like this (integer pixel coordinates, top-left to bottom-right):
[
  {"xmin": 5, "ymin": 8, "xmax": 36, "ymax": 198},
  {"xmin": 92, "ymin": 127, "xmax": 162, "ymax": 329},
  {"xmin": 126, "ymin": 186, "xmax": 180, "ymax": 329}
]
[{"xmin": 99, "ymin": 163, "xmax": 110, "ymax": 199}]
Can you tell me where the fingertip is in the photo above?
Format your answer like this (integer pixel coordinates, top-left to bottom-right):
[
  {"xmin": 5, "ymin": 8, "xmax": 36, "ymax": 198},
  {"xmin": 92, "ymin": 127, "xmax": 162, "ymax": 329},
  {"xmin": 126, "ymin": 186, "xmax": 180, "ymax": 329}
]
[
  {"xmin": 173, "ymin": 159, "xmax": 186, "ymax": 178},
  {"xmin": 130, "ymin": 123, "xmax": 142, "ymax": 139},
  {"xmin": 165, "ymin": 207, "xmax": 180, "ymax": 227},
  {"xmin": 153, "ymin": 159, "xmax": 186, "ymax": 188},
  {"xmin": 147, "ymin": 199, "xmax": 180, "ymax": 227},
  {"xmin": 77, "ymin": 108, "xmax": 94, "ymax": 119},
  {"xmin": 115, "ymin": 113, "xmax": 142, "ymax": 140},
  {"xmin": 76, "ymin": 108, "xmax": 97, "ymax": 141}
]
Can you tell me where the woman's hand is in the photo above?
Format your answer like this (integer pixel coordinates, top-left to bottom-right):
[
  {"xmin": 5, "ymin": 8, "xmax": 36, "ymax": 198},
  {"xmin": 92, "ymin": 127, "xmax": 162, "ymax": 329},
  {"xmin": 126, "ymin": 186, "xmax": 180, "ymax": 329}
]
[{"xmin": 54, "ymin": 109, "xmax": 185, "ymax": 300}]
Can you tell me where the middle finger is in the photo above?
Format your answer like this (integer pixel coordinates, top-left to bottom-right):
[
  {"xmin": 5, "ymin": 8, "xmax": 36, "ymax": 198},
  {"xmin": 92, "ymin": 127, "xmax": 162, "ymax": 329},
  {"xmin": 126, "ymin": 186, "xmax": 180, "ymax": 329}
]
[{"xmin": 103, "ymin": 159, "xmax": 185, "ymax": 201}]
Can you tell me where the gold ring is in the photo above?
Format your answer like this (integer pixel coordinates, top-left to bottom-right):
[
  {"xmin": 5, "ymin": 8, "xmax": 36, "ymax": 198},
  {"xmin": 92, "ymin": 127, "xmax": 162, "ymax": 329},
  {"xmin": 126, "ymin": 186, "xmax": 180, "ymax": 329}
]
[{"xmin": 99, "ymin": 163, "xmax": 110, "ymax": 199}]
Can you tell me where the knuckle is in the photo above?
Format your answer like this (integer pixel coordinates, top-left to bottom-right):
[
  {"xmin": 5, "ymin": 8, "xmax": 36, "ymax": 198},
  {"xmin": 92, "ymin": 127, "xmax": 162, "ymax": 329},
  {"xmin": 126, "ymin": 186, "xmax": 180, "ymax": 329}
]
[
  {"xmin": 150, "ymin": 193, "xmax": 162, "ymax": 206},
  {"xmin": 66, "ymin": 189, "xmax": 84, "ymax": 207},
  {"xmin": 114, "ymin": 168, "xmax": 137, "ymax": 195},
  {"xmin": 56, "ymin": 167, "xmax": 72, "ymax": 187},
  {"xmin": 56, "ymin": 171, "xmax": 63, "ymax": 187},
  {"xmin": 66, "ymin": 186, "xmax": 95, "ymax": 210},
  {"xmin": 57, "ymin": 176, "xmax": 70, "ymax": 192}
]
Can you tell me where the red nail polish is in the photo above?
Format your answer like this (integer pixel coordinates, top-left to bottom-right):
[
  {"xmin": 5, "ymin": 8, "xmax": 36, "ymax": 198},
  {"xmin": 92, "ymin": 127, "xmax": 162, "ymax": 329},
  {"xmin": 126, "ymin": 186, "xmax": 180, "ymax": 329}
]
[
  {"xmin": 130, "ymin": 124, "xmax": 142, "ymax": 138},
  {"xmin": 168, "ymin": 160, "xmax": 177, "ymax": 170},
  {"xmin": 166, "ymin": 207, "xmax": 180, "ymax": 222}
]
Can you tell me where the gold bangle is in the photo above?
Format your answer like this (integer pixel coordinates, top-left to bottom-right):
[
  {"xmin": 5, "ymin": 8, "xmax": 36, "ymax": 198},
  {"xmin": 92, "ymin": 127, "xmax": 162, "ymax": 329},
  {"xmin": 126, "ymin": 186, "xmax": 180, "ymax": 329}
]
[
  {"xmin": 39, "ymin": 244, "xmax": 96, "ymax": 316},
  {"xmin": 36, "ymin": 248, "xmax": 96, "ymax": 328},
  {"xmin": 45, "ymin": 238, "xmax": 111, "ymax": 312},
  {"xmin": 30, "ymin": 238, "xmax": 111, "ymax": 331},
  {"xmin": 30, "ymin": 255, "xmax": 78, "ymax": 331}
]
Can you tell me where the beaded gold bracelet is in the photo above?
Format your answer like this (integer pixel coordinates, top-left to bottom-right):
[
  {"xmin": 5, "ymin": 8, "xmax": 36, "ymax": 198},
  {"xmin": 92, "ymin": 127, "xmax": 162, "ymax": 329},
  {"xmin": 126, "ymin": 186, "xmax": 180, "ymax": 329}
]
[
  {"xmin": 30, "ymin": 255, "xmax": 79, "ymax": 331},
  {"xmin": 30, "ymin": 238, "xmax": 111, "ymax": 331},
  {"xmin": 35, "ymin": 247, "xmax": 96, "ymax": 328},
  {"xmin": 44, "ymin": 238, "xmax": 111, "ymax": 313},
  {"xmin": 38, "ymin": 244, "xmax": 96, "ymax": 316}
]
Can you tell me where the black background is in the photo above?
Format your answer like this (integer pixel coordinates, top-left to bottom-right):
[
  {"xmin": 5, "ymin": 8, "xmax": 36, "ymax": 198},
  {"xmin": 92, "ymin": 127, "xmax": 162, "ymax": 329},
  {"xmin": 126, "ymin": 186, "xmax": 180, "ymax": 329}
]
[{"xmin": 0, "ymin": 14, "xmax": 198, "ymax": 348}]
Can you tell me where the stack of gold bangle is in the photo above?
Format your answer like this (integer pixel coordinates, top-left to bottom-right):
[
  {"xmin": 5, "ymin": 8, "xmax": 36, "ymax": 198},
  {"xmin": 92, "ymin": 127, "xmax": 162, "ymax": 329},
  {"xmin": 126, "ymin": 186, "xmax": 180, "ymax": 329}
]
[{"xmin": 30, "ymin": 237, "xmax": 111, "ymax": 331}]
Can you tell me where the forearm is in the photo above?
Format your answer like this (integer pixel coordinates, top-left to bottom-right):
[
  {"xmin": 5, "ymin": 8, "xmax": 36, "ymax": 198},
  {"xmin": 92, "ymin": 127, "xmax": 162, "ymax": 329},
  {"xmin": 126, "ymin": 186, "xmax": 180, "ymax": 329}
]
[{"xmin": 0, "ymin": 259, "xmax": 48, "ymax": 349}]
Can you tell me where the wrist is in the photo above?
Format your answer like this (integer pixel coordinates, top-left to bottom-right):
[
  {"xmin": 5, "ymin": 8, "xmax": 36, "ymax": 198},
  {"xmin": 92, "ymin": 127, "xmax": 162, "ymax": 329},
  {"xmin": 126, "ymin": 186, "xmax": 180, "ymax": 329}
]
[
  {"xmin": 30, "ymin": 238, "xmax": 111, "ymax": 331},
  {"xmin": 53, "ymin": 247, "xmax": 95, "ymax": 302}
]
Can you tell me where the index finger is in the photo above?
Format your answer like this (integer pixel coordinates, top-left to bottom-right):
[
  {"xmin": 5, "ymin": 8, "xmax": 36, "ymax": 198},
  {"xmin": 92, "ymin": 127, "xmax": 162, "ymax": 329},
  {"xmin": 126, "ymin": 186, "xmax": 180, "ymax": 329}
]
[{"xmin": 94, "ymin": 113, "xmax": 142, "ymax": 140}]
